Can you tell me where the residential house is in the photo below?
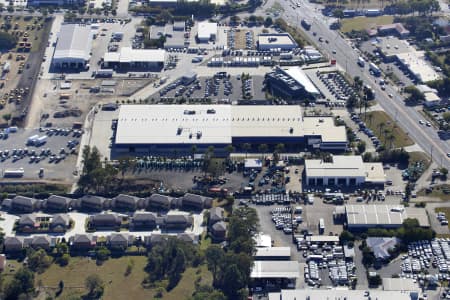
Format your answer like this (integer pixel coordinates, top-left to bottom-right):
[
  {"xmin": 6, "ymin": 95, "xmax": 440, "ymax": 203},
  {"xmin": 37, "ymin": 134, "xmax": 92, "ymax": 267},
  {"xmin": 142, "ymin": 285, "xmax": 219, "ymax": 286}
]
[
  {"xmin": 70, "ymin": 234, "xmax": 97, "ymax": 250},
  {"xmin": 144, "ymin": 234, "xmax": 167, "ymax": 247},
  {"xmin": 11, "ymin": 196, "xmax": 37, "ymax": 213},
  {"xmin": 50, "ymin": 214, "xmax": 70, "ymax": 232},
  {"xmin": 181, "ymin": 193, "xmax": 212, "ymax": 210},
  {"xmin": 45, "ymin": 195, "xmax": 73, "ymax": 211},
  {"xmin": 147, "ymin": 194, "xmax": 172, "ymax": 210},
  {"xmin": 4, "ymin": 236, "xmax": 24, "ymax": 253},
  {"xmin": 17, "ymin": 214, "xmax": 39, "ymax": 232},
  {"xmin": 30, "ymin": 235, "xmax": 52, "ymax": 250},
  {"xmin": 164, "ymin": 214, "xmax": 193, "ymax": 230},
  {"xmin": 88, "ymin": 213, "xmax": 122, "ymax": 229},
  {"xmin": 113, "ymin": 194, "xmax": 141, "ymax": 211},
  {"xmin": 209, "ymin": 207, "xmax": 224, "ymax": 226},
  {"xmin": 366, "ymin": 237, "xmax": 400, "ymax": 261},
  {"xmin": 80, "ymin": 195, "xmax": 107, "ymax": 211},
  {"xmin": 177, "ymin": 233, "xmax": 199, "ymax": 244},
  {"xmin": 211, "ymin": 221, "xmax": 227, "ymax": 242},
  {"xmin": 130, "ymin": 212, "xmax": 157, "ymax": 230},
  {"xmin": 107, "ymin": 233, "xmax": 132, "ymax": 248}
]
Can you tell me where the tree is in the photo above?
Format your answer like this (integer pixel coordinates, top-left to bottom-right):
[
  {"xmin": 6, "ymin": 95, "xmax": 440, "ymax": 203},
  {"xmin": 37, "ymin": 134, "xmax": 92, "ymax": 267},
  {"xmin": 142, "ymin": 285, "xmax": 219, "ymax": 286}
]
[
  {"xmin": 242, "ymin": 143, "xmax": 251, "ymax": 158},
  {"xmin": 206, "ymin": 245, "xmax": 224, "ymax": 286},
  {"xmin": 339, "ymin": 230, "xmax": 355, "ymax": 243},
  {"xmin": 96, "ymin": 246, "xmax": 111, "ymax": 262},
  {"xmin": 224, "ymin": 144, "xmax": 235, "ymax": 157},
  {"xmin": 4, "ymin": 267, "xmax": 35, "ymax": 299},
  {"xmin": 28, "ymin": 249, "xmax": 52, "ymax": 273},
  {"xmin": 85, "ymin": 274, "xmax": 104, "ymax": 296},
  {"xmin": 264, "ymin": 17, "xmax": 273, "ymax": 27},
  {"xmin": 441, "ymin": 168, "xmax": 448, "ymax": 179},
  {"xmin": 333, "ymin": 9, "xmax": 344, "ymax": 18},
  {"xmin": 0, "ymin": 31, "xmax": 17, "ymax": 50},
  {"xmin": 191, "ymin": 144, "xmax": 198, "ymax": 157},
  {"xmin": 191, "ymin": 286, "xmax": 226, "ymax": 300},
  {"xmin": 404, "ymin": 85, "xmax": 424, "ymax": 104},
  {"xmin": 222, "ymin": 264, "xmax": 246, "ymax": 299},
  {"xmin": 357, "ymin": 141, "xmax": 366, "ymax": 154}
]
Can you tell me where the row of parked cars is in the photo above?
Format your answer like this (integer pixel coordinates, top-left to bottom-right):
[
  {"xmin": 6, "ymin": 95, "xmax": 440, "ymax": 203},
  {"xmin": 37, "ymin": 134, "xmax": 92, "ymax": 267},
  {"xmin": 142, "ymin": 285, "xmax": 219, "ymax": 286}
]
[
  {"xmin": 271, "ymin": 206, "xmax": 301, "ymax": 234},
  {"xmin": 318, "ymin": 71, "xmax": 357, "ymax": 102},
  {"xmin": 437, "ymin": 212, "xmax": 449, "ymax": 226}
]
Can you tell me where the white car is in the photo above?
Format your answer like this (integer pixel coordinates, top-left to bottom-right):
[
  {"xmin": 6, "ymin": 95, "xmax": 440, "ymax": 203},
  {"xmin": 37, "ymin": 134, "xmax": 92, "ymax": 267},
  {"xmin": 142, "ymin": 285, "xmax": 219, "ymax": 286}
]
[
  {"xmin": 419, "ymin": 120, "xmax": 424, "ymax": 125},
  {"xmin": 426, "ymin": 122, "xmax": 431, "ymax": 127},
  {"xmin": 332, "ymin": 49, "xmax": 337, "ymax": 54},
  {"xmin": 388, "ymin": 93, "xmax": 393, "ymax": 98}
]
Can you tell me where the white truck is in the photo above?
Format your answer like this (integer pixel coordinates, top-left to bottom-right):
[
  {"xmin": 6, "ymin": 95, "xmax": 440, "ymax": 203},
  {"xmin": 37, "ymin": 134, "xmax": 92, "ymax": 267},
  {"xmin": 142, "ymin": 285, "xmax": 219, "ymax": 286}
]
[
  {"xmin": 357, "ymin": 57, "xmax": 365, "ymax": 67},
  {"xmin": 4, "ymin": 168, "xmax": 24, "ymax": 178},
  {"xmin": 369, "ymin": 62, "xmax": 381, "ymax": 76},
  {"xmin": 34, "ymin": 135, "xmax": 48, "ymax": 146},
  {"xmin": 27, "ymin": 134, "xmax": 39, "ymax": 145}
]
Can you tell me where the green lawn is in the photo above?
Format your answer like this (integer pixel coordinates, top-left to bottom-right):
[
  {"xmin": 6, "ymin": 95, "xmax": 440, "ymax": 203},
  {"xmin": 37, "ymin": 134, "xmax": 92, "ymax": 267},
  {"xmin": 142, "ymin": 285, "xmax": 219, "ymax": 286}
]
[
  {"xmin": 420, "ymin": 185, "xmax": 450, "ymax": 201},
  {"xmin": 341, "ymin": 15, "xmax": 394, "ymax": 33},
  {"xmin": 362, "ymin": 111, "xmax": 414, "ymax": 148},
  {"xmin": 36, "ymin": 256, "xmax": 212, "ymax": 300}
]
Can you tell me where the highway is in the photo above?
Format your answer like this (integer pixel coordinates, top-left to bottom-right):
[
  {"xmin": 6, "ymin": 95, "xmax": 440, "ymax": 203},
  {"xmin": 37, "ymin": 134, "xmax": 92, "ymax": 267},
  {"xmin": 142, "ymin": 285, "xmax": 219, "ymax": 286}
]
[{"xmin": 262, "ymin": 0, "xmax": 450, "ymax": 168}]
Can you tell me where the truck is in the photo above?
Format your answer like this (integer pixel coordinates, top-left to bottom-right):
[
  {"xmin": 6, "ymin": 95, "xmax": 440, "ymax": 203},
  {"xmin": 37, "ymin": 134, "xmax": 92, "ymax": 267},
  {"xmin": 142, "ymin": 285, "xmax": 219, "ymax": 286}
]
[
  {"xmin": 357, "ymin": 56, "xmax": 365, "ymax": 67},
  {"xmin": 112, "ymin": 32, "xmax": 124, "ymax": 40},
  {"xmin": 319, "ymin": 218, "xmax": 325, "ymax": 234},
  {"xmin": 4, "ymin": 168, "xmax": 24, "ymax": 178},
  {"xmin": 301, "ymin": 19, "xmax": 311, "ymax": 30},
  {"xmin": 34, "ymin": 135, "xmax": 48, "ymax": 146},
  {"xmin": 369, "ymin": 62, "xmax": 381, "ymax": 76},
  {"xmin": 59, "ymin": 93, "xmax": 71, "ymax": 99},
  {"xmin": 95, "ymin": 69, "xmax": 113, "ymax": 78},
  {"xmin": 191, "ymin": 56, "xmax": 203, "ymax": 63},
  {"xmin": 27, "ymin": 134, "xmax": 39, "ymax": 145}
]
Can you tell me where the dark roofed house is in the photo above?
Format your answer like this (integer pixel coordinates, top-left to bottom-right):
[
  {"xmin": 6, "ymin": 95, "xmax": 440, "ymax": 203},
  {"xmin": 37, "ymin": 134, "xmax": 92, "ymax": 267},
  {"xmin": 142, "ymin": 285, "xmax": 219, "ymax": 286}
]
[
  {"xmin": 11, "ymin": 196, "xmax": 37, "ymax": 213},
  {"xmin": 31, "ymin": 235, "xmax": 52, "ymax": 250},
  {"xmin": 177, "ymin": 233, "xmax": 199, "ymax": 244},
  {"xmin": 211, "ymin": 221, "xmax": 227, "ymax": 242},
  {"xmin": 147, "ymin": 194, "xmax": 172, "ymax": 210},
  {"xmin": 113, "ymin": 194, "xmax": 141, "ymax": 211},
  {"xmin": 17, "ymin": 214, "xmax": 38, "ymax": 232},
  {"xmin": 209, "ymin": 207, "xmax": 224, "ymax": 225},
  {"xmin": 89, "ymin": 213, "xmax": 121, "ymax": 229},
  {"xmin": 4, "ymin": 236, "xmax": 24, "ymax": 253},
  {"xmin": 70, "ymin": 234, "xmax": 97, "ymax": 250},
  {"xmin": 164, "ymin": 214, "xmax": 193, "ymax": 230},
  {"xmin": 107, "ymin": 233, "xmax": 132, "ymax": 248},
  {"xmin": 80, "ymin": 195, "xmax": 107, "ymax": 211},
  {"xmin": 182, "ymin": 193, "xmax": 212, "ymax": 210},
  {"xmin": 50, "ymin": 214, "xmax": 70, "ymax": 232},
  {"xmin": 144, "ymin": 234, "xmax": 167, "ymax": 247},
  {"xmin": 131, "ymin": 212, "xmax": 157, "ymax": 230},
  {"xmin": 45, "ymin": 195, "xmax": 73, "ymax": 211}
]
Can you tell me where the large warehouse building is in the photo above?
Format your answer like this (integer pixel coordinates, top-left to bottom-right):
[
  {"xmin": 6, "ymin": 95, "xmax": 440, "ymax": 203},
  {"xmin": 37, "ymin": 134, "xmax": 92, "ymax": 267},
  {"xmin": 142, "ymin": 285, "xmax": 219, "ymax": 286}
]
[
  {"xmin": 103, "ymin": 48, "xmax": 165, "ymax": 71},
  {"xmin": 197, "ymin": 21, "xmax": 217, "ymax": 43},
  {"xmin": 304, "ymin": 155, "xmax": 385, "ymax": 187},
  {"xmin": 257, "ymin": 33, "xmax": 298, "ymax": 51},
  {"xmin": 114, "ymin": 105, "xmax": 347, "ymax": 154},
  {"xmin": 52, "ymin": 24, "xmax": 93, "ymax": 70}
]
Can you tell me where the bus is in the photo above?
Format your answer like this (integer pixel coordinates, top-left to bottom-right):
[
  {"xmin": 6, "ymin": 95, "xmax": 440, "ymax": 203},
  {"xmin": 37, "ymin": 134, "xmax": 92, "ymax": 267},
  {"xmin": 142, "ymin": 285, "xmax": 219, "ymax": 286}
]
[{"xmin": 319, "ymin": 218, "xmax": 325, "ymax": 234}]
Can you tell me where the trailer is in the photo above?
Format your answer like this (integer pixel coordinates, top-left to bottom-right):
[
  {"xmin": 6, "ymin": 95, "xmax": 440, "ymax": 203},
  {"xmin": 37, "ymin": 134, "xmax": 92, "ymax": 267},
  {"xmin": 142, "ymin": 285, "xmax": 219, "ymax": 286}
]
[
  {"xmin": 27, "ymin": 134, "xmax": 39, "ymax": 145},
  {"xmin": 34, "ymin": 135, "xmax": 48, "ymax": 146},
  {"xmin": 369, "ymin": 62, "xmax": 381, "ymax": 76},
  {"xmin": 4, "ymin": 168, "xmax": 24, "ymax": 178},
  {"xmin": 59, "ymin": 93, "xmax": 71, "ymax": 99}
]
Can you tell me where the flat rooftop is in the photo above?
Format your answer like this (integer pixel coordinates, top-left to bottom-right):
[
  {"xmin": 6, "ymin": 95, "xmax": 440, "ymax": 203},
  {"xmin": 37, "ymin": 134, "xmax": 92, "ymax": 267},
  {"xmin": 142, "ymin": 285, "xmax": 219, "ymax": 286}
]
[
  {"xmin": 254, "ymin": 247, "xmax": 291, "ymax": 258},
  {"xmin": 383, "ymin": 278, "xmax": 420, "ymax": 292},
  {"xmin": 376, "ymin": 36, "xmax": 412, "ymax": 57},
  {"xmin": 396, "ymin": 51, "xmax": 440, "ymax": 82},
  {"xmin": 115, "ymin": 105, "xmax": 346, "ymax": 145},
  {"xmin": 251, "ymin": 261, "xmax": 300, "ymax": 278},
  {"xmin": 197, "ymin": 21, "xmax": 217, "ymax": 39},
  {"xmin": 269, "ymin": 289, "xmax": 420, "ymax": 300},
  {"xmin": 54, "ymin": 24, "xmax": 92, "ymax": 61},
  {"xmin": 104, "ymin": 48, "xmax": 166, "ymax": 63},
  {"xmin": 345, "ymin": 205, "xmax": 429, "ymax": 227},
  {"xmin": 305, "ymin": 156, "xmax": 366, "ymax": 178},
  {"xmin": 258, "ymin": 34, "xmax": 297, "ymax": 47}
]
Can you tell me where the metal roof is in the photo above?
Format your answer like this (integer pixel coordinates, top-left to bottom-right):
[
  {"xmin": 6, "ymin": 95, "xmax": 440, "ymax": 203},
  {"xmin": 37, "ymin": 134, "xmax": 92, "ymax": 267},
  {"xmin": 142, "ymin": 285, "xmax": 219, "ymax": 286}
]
[
  {"xmin": 251, "ymin": 261, "xmax": 300, "ymax": 278},
  {"xmin": 197, "ymin": 21, "xmax": 217, "ymax": 40},
  {"xmin": 305, "ymin": 156, "xmax": 366, "ymax": 178},
  {"xmin": 254, "ymin": 247, "xmax": 291, "ymax": 259},
  {"xmin": 283, "ymin": 66, "xmax": 320, "ymax": 95},
  {"xmin": 53, "ymin": 24, "xmax": 93, "ymax": 61},
  {"xmin": 104, "ymin": 47, "xmax": 166, "ymax": 64},
  {"xmin": 269, "ymin": 289, "xmax": 419, "ymax": 300}
]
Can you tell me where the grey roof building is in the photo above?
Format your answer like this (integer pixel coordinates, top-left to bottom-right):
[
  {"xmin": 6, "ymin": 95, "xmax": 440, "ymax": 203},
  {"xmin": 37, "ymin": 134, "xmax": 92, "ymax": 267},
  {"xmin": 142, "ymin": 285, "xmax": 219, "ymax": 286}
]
[
  {"xmin": 80, "ymin": 195, "xmax": 108, "ymax": 211},
  {"xmin": 131, "ymin": 212, "xmax": 157, "ymax": 230},
  {"xmin": 50, "ymin": 214, "xmax": 70, "ymax": 231},
  {"xmin": 177, "ymin": 233, "xmax": 199, "ymax": 244},
  {"xmin": 30, "ymin": 235, "xmax": 52, "ymax": 250},
  {"xmin": 52, "ymin": 24, "xmax": 93, "ymax": 69},
  {"xmin": 144, "ymin": 234, "xmax": 168, "ymax": 247},
  {"xmin": 211, "ymin": 221, "xmax": 227, "ymax": 241},
  {"xmin": 4, "ymin": 236, "xmax": 24, "ymax": 253},
  {"xmin": 18, "ymin": 214, "xmax": 38, "ymax": 231},
  {"xmin": 88, "ymin": 213, "xmax": 121, "ymax": 229},
  {"xmin": 182, "ymin": 193, "xmax": 212, "ymax": 210},
  {"xmin": 164, "ymin": 214, "xmax": 193, "ymax": 229},
  {"xmin": 107, "ymin": 233, "xmax": 132, "ymax": 248},
  {"xmin": 11, "ymin": 196, "xmax": 37, "ymax": 213},
  {"xmin": 209, "ymin": 207, "xmax": 224, "ymax": 225},
  {"xmin": 45, "ymin": 195, "xmax": 73, "ymax": 211},
  {"xmin": 70, "ymin": 234, "xmax": 97, "ymax": 249},
  {"xmin": 366, "ymin": 237, "xmax": 400, "ymax": 260},
  {"xmin": 147, "ymin": 194, "xmax": 172, "ymax": 210},
  {"xmin": 113, "ymin": 194, "xmax": 141, "ymax": 210}
]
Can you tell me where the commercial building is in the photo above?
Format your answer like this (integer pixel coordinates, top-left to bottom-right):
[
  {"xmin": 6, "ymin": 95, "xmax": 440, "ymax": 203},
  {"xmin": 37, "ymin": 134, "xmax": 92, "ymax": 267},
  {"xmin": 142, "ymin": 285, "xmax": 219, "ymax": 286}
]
[
  {"xmin": 344, "ymin": 204, "xmax": 430, "ymax": 229},
  {"xmin": 377, "ymin": 23, "xmax": 410, "ymax": 38},
  {"xmin": 251, "ymin": 261, "xmax": 300, "ymax": 287},
  {"xmin": 103, "ymin": 48, "xmax": 165, "ymax": 71},
  {"xmin": 114, "ymin": 105, "xmax": 348, "ymax": 154},
  {"xmin": 29, "ymin": 0, "xmax": 83, "ymax": 5},
  {"xmin": 197, "ymin": 21, "xmax": 217, "ymax": 43},
  {"xmin": 304, "ymin": 155, "xmax": 385, "ymax": 187},
  {"xmin": 257, "ymin": 33, "xmax": 297, "ymax": 51},
  {"xmin": 52, "ymin": 24, "xmax": 93, "ymax": 69},
  {"xmin": 269, "ymin": 289, "xmax": 420, "ymax": 300},
  {"xmin": 265, "ymin": 66, "xmax": 321, "ymax": 101},
  {"xmin": 254, "ymin": 247, "xmax": 291, "ymax": 260},
  {"xmin": 366, "ymin": 237, "xmax": 400, "ymax": 260}
]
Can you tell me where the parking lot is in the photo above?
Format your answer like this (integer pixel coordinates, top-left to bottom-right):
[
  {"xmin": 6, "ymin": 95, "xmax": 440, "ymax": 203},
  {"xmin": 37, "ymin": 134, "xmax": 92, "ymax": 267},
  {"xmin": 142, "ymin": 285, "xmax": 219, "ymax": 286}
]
[{"xmin": 0, "ymin": 127, "xmax": 81, "ymax": 180}]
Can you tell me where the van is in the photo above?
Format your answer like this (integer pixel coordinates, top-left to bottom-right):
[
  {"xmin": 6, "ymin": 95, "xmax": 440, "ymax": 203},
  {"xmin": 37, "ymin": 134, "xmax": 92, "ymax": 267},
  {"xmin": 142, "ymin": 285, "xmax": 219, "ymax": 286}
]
[{"xmin": 356, "ymin": 196, "xmax": 364, "ymax": 202}]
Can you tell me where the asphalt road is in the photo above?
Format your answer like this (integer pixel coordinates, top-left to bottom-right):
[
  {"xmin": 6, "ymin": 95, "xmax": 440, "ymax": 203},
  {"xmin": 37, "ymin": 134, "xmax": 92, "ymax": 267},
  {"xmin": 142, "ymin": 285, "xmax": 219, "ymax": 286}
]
[{"xmin": 263, "ymin": 0, "xmax": 450, "ymax": 169}]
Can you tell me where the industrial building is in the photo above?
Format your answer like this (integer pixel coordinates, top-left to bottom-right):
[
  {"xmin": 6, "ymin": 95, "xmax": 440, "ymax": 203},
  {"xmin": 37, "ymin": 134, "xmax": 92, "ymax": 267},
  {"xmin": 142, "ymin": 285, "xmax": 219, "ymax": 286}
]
[
  {"xmin": 113, "ymin": 105, "xmax": 348, "ymax": 154},
  {"xmin": 343, "ymin": 204, "xmax": 430, "ymax": 229},
  {"xmin": 103, "ymin": 48, "xmax": 165, "ymax": 71},
  {"xmin": 254, "ymin": 247, "xmax": 291, "ymax": 260},
  {"xmin": 197, "ymin": 21, "xmax": 217, "ymax": 43},
  {"xmin": 376, "ymin": 37, "xmax": 440, "ymax": 83},
  {"xmin": 251, "ymin": 261, "xmax": 299, "ymax": 289},
  {"xmin": 52, "ymin": 24, "xmax": 93, "ymax": 69},
  {"xmin": 304, "ymin": 155, "xmax": 385, "ymax": 187},
  {"xmin": 257, "ymin": 33, "xmax": 298, "ymax": 51},
  {"xmin": 269, "ymin": 289, "xmax": 420, "ymax": 300},
  {"xmin": 265, "ymin": 66, "xmax": 321, "ymax": 101}
]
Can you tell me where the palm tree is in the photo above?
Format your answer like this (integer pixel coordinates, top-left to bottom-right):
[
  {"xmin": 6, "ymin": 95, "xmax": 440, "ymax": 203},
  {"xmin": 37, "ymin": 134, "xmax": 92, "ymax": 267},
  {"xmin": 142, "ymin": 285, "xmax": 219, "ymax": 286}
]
[
  {"xmin": 242, "ymin": 143, "xmax": 251, "ymax": 158},
  {"xmin": 225, "ymin": 144, "xmax": 235, "ymax": 158},
  {"xmin": 191, "ymin": 145, "xmax": 198, "ymax": 158},
  {"xmin": 275, "ymin": 143, "xmax": 285, "ymax": 153},
  {"xmin": 258, "ymin": 144, "xmax": 269, "ymax": 158}
]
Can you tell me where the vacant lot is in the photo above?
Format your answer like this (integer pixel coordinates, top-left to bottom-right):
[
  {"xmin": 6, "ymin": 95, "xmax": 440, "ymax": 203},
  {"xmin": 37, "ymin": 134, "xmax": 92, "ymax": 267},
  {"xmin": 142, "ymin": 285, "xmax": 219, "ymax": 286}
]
[
  {"xmin": 36, "ymin": 256, "xmax": 213, "ymax": 300},
  {"xmin": 341, "ymin": 16, "xmax": 394, "ymax": 33},
  {"xmin": 421, "ymin": 184, "xmax": 450, "ymax": 201},
  {"xmin": 363, "ymin": 110, "xmax": 414, "ymax": 148}
]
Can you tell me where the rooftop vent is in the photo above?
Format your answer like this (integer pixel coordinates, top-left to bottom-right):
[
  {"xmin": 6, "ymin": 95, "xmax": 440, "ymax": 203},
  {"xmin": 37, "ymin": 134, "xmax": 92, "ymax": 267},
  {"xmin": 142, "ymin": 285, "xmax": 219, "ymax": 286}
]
[
  {"xmin": 177, "ymin": 127, "xmax": 183, "ymax": 135},
  {"xmin": 196, "ymin": 131, "xmax": 202, "ymax": 139}
]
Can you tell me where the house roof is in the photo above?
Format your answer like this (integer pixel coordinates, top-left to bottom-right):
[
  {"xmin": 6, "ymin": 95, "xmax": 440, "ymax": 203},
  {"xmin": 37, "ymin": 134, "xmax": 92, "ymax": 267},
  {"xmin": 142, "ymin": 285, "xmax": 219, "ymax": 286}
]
[
  {"xmin": 12, "ymin": 195, "xmax": 36, "ymax": 206},
  {"xmin": 90, "ymin": 213, "xmax": 120, "ymax": 223},
  {"xmin": 32, "ymin": 235, "xmax": 51, "ymax": 245},
  {"xmin": 72, "ymin": 234, "xmax": 96, "ymax": 244},
  {"xmin": 4, "ymin": 236, "xmax": 23, "ymax": 246},
  {"xmin": 108, "ymin": 233, "xmax": 130, "ymax": 243},
  {"xmin": 81, "ymin": 195, "xmax": 106, "ymax": 205},
  {"xmin": 51, "ymin": 214, "xmax": 70, "ymax": 226},
  {"xmin": 366, "ymin": 237, "xmax": 400, "ymax": 259},
  {"xmin": 148, "ymin": 194, "xmax": 172, "ymax": 205},
  {"xmin": 165, "ymin": 214, "xmax": 191, "ymax": 224},
  {"xmin": 209, "ymin": 207, "xmax": 224, "ymax": 222},
  {"xmin": 46, "ymin": 195, "xmax": 72, "ymax": 206},
  {"xmin": 113, "ymin": 194, "xmax": 140, "ymax": 204},
  {"xmin": 19, "ymin": 214, "xmax": 37, "ymax": 225},
  {"xmin": 212, "ymin": 221, "xmax": 227, "ymax": 232},
  {"xmin": 177, "ymin": 233, "xmax": 198, "ymax": 243},
  {"xmin": 132, "ymin": 212, "xmax": 157, "ymax": 222}
]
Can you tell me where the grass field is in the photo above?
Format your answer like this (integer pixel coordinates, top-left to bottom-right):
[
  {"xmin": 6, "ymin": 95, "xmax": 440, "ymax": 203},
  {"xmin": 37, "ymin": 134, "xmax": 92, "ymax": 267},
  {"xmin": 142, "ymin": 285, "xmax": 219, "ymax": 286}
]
[
  {"xmin": 363, "ymin": 111, "xmax": 414, "ymax": 148},
  {"xmin": 341, "ymin": 15, "xmax": 394, "ymax": 33},
  {"xmin": 36, "ymin": 256, "xmax": 213, "ymax": 300},
  {"xmin": 420, "ymin": 184, "xmax": 450, "ymax": 201}
]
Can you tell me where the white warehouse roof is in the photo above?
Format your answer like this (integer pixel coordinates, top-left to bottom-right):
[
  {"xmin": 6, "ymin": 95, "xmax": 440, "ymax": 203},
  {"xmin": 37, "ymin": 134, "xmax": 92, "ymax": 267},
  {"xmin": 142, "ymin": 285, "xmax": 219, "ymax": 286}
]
[
  {"xmin": 53, "ymin": 24, "xmax": 93, "ymax": 61},
  {"xmin": 115, "ymin": 105, "xmax": 346, "ymax": 145},
  {"xmin": 251, "ymin": 261, "xmax": 300, "ymax": 278},
  {"xmin": 282, "ymin": 66, "xmax": 320, "ymax": 95},
  {"xmin": 104, "ymin": 48, "xmax": 166, "ymax": 64},
  {"xmin": 197, "ymin": 21, "xmax": 217, "ymax": 40},
  {"xmin": 269, "ymin": 289, "xmax": 420, "ymax": 300}
]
